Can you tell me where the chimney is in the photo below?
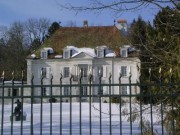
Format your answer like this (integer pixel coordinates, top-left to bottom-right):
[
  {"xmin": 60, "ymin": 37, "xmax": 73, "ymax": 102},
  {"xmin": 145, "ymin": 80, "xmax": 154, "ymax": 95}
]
[
  {"xmin": 83, "ymin": 20, "xmax": 88, "ymax": 27},
  {"xmin": 116, "ymin": 19, "xmax": 128, "ymax": 35}
]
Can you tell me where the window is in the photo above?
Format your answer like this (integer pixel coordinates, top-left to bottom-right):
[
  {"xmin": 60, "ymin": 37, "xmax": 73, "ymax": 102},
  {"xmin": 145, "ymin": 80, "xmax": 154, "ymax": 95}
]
[
  {"xmin": 64, "ymin": 50, "xmax": 70, "ymax": 59},
  {"xmin": 41, "ymin": 51, "xmax": 47, "ymax": 59},
  {"xmin": 40, "ymin": 67, "xmax": 51, "ymax": 78},
  {"xmin": 80, "ymin": 86, "xmax": 87, "ymax": 95},
  {"xmin": 64, "ymin": 67, "xmax": 70, "ymax": 78},
  {"xmin": 121, "ymin": 66, "xmax": 127, "ymax": 77},
  {"xmin": 97, "ymin": 49, "xmax": 104, "ymax": 58},
  {"xmin": 80, "ymin": 67, "xmax": 88, "ymax": 77},
  {"xmin": 8, "ymin": 88, "xmax": 11, "ymax": 96},
  {"xmin": 121, "ymin": 49, "xmax": 127, "ymax": 57},
  {"xmin": 41, "ymin": 68, "xmax": 46, "ymax": 78},
  {"xmin": 98, "ymin": 88, "xmax": 103, "ymax": 95},
  {"xmin": 13, "ymin": 89, "xmax": 18, "ymax": 96},
  {"xmin": 64, "ymin": 87, "xmax": 70, "ymax": 95},
  {"xmin": 98, "ymin": 67, "xmax": 103, "ymax": 76},
  {"xmin": 121, "ymin": 86, "xmax": 128, "ymax": 95},
  {"xmin": 42, "ymin": 87, "xmax": 46, "ymax": 96}
]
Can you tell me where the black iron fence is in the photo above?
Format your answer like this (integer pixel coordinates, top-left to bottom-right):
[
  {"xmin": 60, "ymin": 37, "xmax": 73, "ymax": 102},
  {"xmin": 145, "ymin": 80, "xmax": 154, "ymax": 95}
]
[{"xmin": 0, "ymin": 73, "xmax": 179, "ymax": 135}]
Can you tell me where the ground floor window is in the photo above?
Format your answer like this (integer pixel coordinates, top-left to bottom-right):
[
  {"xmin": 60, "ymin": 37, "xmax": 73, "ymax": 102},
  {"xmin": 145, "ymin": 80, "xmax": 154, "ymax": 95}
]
[
  {"xmin": 8, "ymin": 88, "xmax": 11, "ymax": 96},
  {"xmin": 80, "ymin": 86, "xmax": 87, "ymax": 95},
  {"xmin": 121, "ymin": 86, "xmax": 128, "ymax": 95},
  {"xmin": 13, "ymin": 89, "xmax": 19, "ymax": 96},
  {"xmin": 64, "ymin": 87, "xmax": 70, "ymax": 95},
  {"xmin": 42, "ymin": 87, "xmax": 47, "ymax": 96}
]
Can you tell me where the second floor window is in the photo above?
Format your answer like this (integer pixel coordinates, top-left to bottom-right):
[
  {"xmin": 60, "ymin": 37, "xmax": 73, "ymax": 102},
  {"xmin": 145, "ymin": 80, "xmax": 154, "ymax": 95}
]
[
  {"xmin": 98, "ymin": 67, "xmax": 103, "ymax": 76},
  {"xmin": 64, "ymin": 67, "xmax": 70, "ymax": 77},
  {"xmin": 80, "ymin": 67, "xmax": 88, "ymax": 77},
  {"xmin": 121, "ymin": 66, "xmax": 127, "ymax": 77},
  {"xmin": 41, "ymin": 68, "xmax": 47, "ymax": 78}
]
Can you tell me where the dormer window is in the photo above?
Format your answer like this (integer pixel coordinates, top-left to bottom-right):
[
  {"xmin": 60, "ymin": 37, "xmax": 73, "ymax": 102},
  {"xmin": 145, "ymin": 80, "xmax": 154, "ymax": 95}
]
[
  {"xmin": 121, "ymin": 49, "xmax": 128, "ymax": 57},
  {"xmin": 40, "ymin": 48, "xmax": 54, "ymax": 59},
  {"xmin": 97, "ymin": 49, "xmax": 104, "ymax": 58},
  {"xmin": 63, "ymin": 50, "xmax": 70, "ymax": 59},
  {"xmin": 41, "ymin": 50, "xmax": 48, "ymax": 59}
]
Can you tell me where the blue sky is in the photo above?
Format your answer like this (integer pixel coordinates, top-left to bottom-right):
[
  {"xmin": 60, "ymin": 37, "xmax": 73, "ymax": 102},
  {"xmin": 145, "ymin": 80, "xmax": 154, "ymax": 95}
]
[{"xmin": 0, "ymin": 0, "xmax": 169, "ymax": 27}]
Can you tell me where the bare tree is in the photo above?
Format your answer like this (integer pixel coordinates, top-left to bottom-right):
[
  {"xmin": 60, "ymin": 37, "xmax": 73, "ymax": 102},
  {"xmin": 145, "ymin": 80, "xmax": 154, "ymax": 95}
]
[
  {"xmin": 25, "ymin": 18, "xmax": 50, "ymax": 44},
  {"xmin": 59, "ymin": 0, "xmax": 179, "ymax": 14}
]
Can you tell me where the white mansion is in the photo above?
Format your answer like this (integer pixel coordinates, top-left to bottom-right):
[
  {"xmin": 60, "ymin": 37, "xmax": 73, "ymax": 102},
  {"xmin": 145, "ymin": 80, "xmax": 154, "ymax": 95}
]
[{"xmin": 26, "ymin": 45, "xmax": 140, "ymax": 103}]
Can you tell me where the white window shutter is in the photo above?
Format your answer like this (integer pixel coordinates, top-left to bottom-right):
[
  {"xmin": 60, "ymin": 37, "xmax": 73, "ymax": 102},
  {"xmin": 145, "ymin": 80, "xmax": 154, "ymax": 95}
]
[
  {"xmin": 46, "ymin": 67, "xmax": 51, "ymax": 78},
  {"xmin": 128, "ymin": 66, "xmax": 131, "ymax": 76},
  {"xmin": 93, "ymin": 67, "xmax": 97, "ymax": 81},
  {"xmin": 103, "ymin": 66, "xmax": 107, "ymax": 77},
  {"xmin": 75, "ymin": 66, "xmax": 77, "ymax": 76},
  {"xmin": 127, "ymin": 86, "xmax": 130, "ymax": 94}
]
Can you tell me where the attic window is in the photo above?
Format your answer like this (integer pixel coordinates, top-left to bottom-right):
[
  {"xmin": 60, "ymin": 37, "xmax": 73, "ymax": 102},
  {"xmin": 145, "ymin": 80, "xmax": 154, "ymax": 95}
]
[
  {"xmin": 121, "ymin": 49, "xmax": 127, "ymax": 57},
  {"xmin": 64, "ymin": 50, "xmax": 70, "ymax": 59},
  {"xmin": 97, "ymin": 49, "xmax": 104, "ymax": 58},
  {"xmin": 41, "ymin": 50, "xmax": 48, "ymax": 59}
]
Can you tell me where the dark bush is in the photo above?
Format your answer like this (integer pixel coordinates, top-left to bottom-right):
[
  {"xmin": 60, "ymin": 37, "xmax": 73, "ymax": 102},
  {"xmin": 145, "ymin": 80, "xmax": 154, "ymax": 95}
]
[{"xmin": 49, "ymin": 98, "xmax": 57, "ymax": 103}]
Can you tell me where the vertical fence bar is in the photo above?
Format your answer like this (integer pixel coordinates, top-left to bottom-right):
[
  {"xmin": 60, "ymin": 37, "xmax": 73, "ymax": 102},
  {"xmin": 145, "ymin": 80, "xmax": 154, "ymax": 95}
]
[
  {"xmin": 40, "ymin": 76, "xmax": 43, "ymax": 135},
  {"xmin": 140, "ymin": 78, "xmax": 143, "ymax": 135},
  {"xmin": 70, "ymin": 75, "xmax": 73, "ymax": 135},
  {"xmin": 59, "ymin": 73, "xmax": 63, "ymax": 135},
  {"xmin": 10, "ymin": 72, "xmax": 15, "ymax": 135},
  {"xmin": 50, "ymin": 74, "xmax": 53, "ymax": 135},
  {"xmin": 109, "ymin": 73, "xmax": 112, "ymax": 135},
  {"xmin": 20, "ymin": 71, "xmax": 24, "ymax": 135},
  {"xmin": 89, "ymin": 74, "xmax": 92, "ymax": 135},
  {"xmin": 99, "ymin": 74, "xmax": 102, "ymax": 135},
  {"xmin": 30, "ymin": 74, "xmax": 34, "ymax": 135},
  {"xmin": 149, "ymin": 68, "xmax": 154, "ymax": 134},
  {"xmin": 169, "ymin": 68, "xmax": 175, "ymax": 135},
  {"xmin": 1, "ymin": 72, "xmax": 5, "ymax": 135},
  {"xmin": 119, "ymin": 75, "xmax": 122, "ymax": 135},
  {"xmin": 129, "ymin": 73, "xmax": 132, "ymax": 135},
  {"xmin": 159, "ymin": 68, "xmax": 164, "ymax": 135},
  {"xmin": 79, "ymin": 74, "xmax": 82, "ymax": 135}
]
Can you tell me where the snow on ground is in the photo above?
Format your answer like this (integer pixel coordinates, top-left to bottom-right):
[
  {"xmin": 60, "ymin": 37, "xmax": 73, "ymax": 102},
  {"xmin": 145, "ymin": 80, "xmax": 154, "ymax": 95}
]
[{"xmin": 0, "ymin": 103, "xmax": 165, "ymax": 135}]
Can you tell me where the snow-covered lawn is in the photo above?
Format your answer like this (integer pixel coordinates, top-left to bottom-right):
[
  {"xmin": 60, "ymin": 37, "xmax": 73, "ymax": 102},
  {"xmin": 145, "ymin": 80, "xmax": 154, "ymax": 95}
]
[{"xmin": 0, "ymin": 103, "xmax": 164, "ymax": 135}]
